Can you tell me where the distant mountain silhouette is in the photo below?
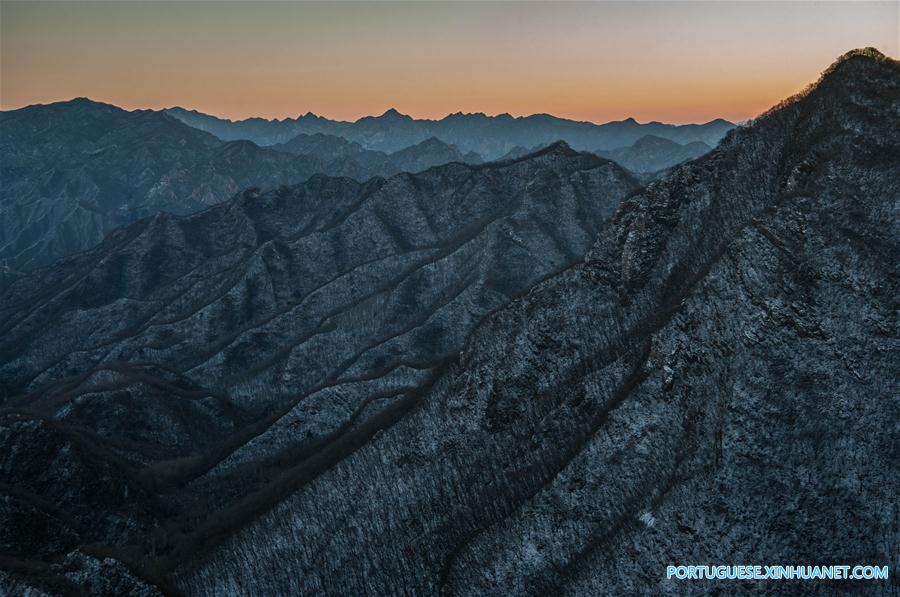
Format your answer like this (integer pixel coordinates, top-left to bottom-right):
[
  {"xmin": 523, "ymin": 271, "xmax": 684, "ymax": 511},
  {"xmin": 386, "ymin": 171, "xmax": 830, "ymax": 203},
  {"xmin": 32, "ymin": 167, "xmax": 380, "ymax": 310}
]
[
  {"xmin": 166, "ymin": 106, "xmax": 735, "ymax": 159},
  {"xmin": 273, "ymin": 134, "xmax": 482, "ymax": 175},
  {"xmin": 0, "ymin": 100, "xmax": 324, "ymax": 270},
  {"xmin": 387, "ymin": 136, "xmax": 483, "ymax": 171},
  {"xmin": 272, "ymin": 131, "xmax": 366, "ymax": 160},
  {"xmin": 496, "ymin": 136, "xmax": 712, "ymax": 174},
  {"xmin": 596, "ymin": 134, "xmax": 712, "ymax": 173},
  {"xmin": 496, "ymin": 145, "xmax": 543, "ymax": 161},
  {"xmin": 0, "ymin": 101, "xmax": 481, "ymax": 270}
]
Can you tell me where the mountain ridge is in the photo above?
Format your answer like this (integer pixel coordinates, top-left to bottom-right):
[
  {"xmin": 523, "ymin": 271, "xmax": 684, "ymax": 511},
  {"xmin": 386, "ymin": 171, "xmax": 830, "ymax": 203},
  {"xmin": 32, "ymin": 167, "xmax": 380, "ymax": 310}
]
[
  {"xmin": 164, "ymin": 105, "xmax": 735, "ymax": 157},
  {"xmin": 0, "ymin": 140, "xmax": 644, "ymax": 591},
  {"xmin": 0, "ymin": 100, "xmax": 330, "ymax": 270},
  {"xmin": 0, "ymin": 100, "xmax": 489, "ymax": 271},
  {"xmin": 165, "ymin": 48, "xmax": 899, "ymax": 595},
  {"xmin": 595, "ymin": 134, "xmax": 712, "ymax": 173}
]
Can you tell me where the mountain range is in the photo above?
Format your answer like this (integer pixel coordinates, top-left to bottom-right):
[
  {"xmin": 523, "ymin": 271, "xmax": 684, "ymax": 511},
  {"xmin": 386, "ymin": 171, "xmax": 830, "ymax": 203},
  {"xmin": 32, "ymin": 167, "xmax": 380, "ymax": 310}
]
[
  {"xmin": 0, "ymin": 48, "xmax": 896, "ymax": 595},
  {"xmin": 499, "ymin": 135, "xmax": 714, "ymax": 178},
  {"xmin": 0, "ymin": 141, "xmax": 640, "ymax": 593},
  {"xmin": 274, "ymin": 133, "xmax": 483, "ymax": 174},
  {"xmin": 0, "ymin": 99, "xmax": 719, "ymax": 272},
  {"xmin": 166, "ymin": 105, "xmax": 735, "ymax": 159},
  {"xmin": 0, "ymin": 101, "xmax": 479, "ymax": 270}
]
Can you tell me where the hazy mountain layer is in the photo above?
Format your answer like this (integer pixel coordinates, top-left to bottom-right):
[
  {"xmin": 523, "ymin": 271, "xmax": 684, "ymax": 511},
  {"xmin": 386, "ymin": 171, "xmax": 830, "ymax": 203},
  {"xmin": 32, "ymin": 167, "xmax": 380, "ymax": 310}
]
[
  {"xmin": 0, "ymin": 100, "xmax": 331, "ymax": 270},
  {"xmin": 273, "ymin": 134, "xmax": 483, "ymax": 176},
  {"xmin": 166, "ymin": 105, "xmax": 735, "ymax": 159},
  {"xmin": 596, "ymin": 134, "xmax": 712, "ymax": 173},
  {"xmin": 0, "ymin": 102, "xmax": 481, "ymax": 271},
  {"xmin": 499, "ymin": 136, "xmax": 713, "ymax": 176}
]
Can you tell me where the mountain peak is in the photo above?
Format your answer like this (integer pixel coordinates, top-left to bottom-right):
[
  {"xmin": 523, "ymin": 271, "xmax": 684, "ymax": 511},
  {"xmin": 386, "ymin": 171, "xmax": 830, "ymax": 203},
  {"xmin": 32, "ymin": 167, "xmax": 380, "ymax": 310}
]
[
  {"xmin": 26, "ymin": 97, "xmax": 123, "ymax": 116},
  {"xmin": 418, "ymin": 136, "xmax": 449, "ymax": 148},
  {"xmin": 631, "ymin": 134, "xmax": 677, "ymax": 148},
  {"xmin": 61, "ymin": 97, "xmax": 116, "ymax": 110},
  {"xmin": 749, "ymin": 47, "xmax": 896, "ymax": 125},
  {"xmin": 831, "ymin": 46, "xmax": 888, "ymax": 66},
  {"xmin": 380, "ymin": 107, "xmax": 410, "ymax": 119},
  {"xmin": 817, "ymin": 47, "xmax": 896, "ymax": 84},
  {"xmin": 540, "ymin": 140, "xmax": 578, "ymax": 156}
]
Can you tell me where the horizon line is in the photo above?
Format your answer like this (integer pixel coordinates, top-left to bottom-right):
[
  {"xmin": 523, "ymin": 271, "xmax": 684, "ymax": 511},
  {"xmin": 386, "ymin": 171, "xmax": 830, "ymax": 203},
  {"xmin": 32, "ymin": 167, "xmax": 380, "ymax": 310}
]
[{"xmin": 0, "ymin": 96, "xmax": 737, "ymax": 128}]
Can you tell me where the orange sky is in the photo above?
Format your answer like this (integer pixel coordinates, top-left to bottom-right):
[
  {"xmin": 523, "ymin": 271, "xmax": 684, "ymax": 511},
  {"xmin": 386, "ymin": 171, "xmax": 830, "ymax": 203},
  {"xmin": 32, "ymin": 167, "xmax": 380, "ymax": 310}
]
[{"xmin": 1, "ymin": 1, "xmax": 897, "ymax": 124}]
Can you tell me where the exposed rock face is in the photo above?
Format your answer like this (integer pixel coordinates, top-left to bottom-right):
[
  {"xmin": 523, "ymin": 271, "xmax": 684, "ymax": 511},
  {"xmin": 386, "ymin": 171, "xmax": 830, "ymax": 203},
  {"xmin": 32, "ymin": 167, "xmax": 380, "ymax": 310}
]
[
  {"xmin": 166, "ymin": 50, "xmax": 896, "ymax": 595},
  {"xmin": 167, "ymin": 105, "xmax": 735, "ymax": 158},
  {"xmin": 0, "ymin": 145, "xmax": 638, "ymax": 591},
  {"xmin": 596, "ymin": 134, "xmax": 712, "ymax": 173},
  {"xmin": 1, "ymin": 49, "xmax": 896, "ymax": 596}
]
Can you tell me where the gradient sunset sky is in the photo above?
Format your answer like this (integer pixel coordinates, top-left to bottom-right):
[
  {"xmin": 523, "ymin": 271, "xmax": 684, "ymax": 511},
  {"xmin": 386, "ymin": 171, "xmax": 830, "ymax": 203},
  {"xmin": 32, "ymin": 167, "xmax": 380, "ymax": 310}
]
[{"xmin": 1, "ymin": 1, "xmax": 897, "ymax": 124}]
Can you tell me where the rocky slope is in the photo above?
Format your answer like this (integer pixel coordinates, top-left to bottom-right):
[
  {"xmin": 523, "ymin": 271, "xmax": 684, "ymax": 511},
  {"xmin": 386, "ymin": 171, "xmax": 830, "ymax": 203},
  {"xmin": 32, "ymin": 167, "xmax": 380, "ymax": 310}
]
[
  {"xmin": 167, "ymin": 105, "xmax": 735, "ymax": 159},
  {"xmin": 165, "ymin": 49, "xmax": 896, "ymax": 595},
  {"xmin": 0, "ymin": 145, "xmax": 639, "ymax": 592},
  {"xmin": 596, "ymin": 134, "xmax": 712, "ymax": 173}
]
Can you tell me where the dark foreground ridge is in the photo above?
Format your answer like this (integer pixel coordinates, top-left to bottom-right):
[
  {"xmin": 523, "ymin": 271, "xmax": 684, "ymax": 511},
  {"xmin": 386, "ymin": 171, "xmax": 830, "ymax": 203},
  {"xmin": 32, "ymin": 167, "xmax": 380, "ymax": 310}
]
[
  {"xmin": 175, "ymin": 48, "xmax": 899, "ymax": 595},
  {"xmin": 0, "ymin": 142, "xmax": 638, "ymax": 593},
  {"xmin": 0, "ymin": 48, "xmax": 898, "ymax": 595}
]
